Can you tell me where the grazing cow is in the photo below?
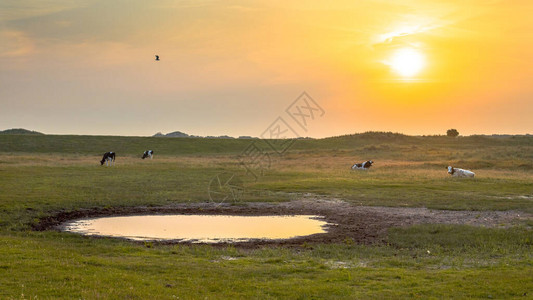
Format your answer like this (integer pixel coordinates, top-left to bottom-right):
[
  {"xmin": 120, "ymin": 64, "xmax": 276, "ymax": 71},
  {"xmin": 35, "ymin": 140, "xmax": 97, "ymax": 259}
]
[
  {"xmin": 447, "ymin": 166, "xmax": 475, "ymax": 177},
  {"xmin": 142, "ymin": 150, "xmax": 154, "ymax": 159},
  {"xmin": 351, "ymin": 160, "xmax": 373, "ymax": 170},
  {"xmin": 100, "ymin": 152, "xmax": 116, "ymax": 166}
]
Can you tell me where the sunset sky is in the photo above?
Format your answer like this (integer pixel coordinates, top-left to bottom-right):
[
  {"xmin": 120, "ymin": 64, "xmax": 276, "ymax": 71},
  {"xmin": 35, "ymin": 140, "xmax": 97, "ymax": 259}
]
[{"xmin": 1, "ymin": 0, "xmax": 532, "ymax": 137}]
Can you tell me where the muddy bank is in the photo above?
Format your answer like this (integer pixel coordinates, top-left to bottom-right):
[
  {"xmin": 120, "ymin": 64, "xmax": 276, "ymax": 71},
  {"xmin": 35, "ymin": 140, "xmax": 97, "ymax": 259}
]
[{"xmin": 35, "ymin": 198, "xmax": 531, "ymax": 248}]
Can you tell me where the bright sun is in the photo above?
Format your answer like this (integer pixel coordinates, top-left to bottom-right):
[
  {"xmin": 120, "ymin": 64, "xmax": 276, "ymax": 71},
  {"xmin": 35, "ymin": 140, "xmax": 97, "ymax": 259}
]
[{"xmin": 389, "ymin": 48, "xmax": 425, "ymax": 77}]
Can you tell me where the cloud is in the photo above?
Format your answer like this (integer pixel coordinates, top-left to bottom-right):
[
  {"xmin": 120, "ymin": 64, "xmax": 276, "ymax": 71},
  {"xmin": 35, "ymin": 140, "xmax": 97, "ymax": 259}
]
[
  {"xmin": 0, "ymin": 30, "xmax": 34, "ymax": 57},
  {"xmin": 0, "ymin": 0, "xmax": 90, "ymax": 22}
]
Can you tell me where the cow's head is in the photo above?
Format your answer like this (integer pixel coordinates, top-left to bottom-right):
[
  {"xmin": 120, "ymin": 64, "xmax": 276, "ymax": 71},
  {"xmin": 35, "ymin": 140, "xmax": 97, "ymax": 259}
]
[
  {"xmin": 100, "ymin": 159, "xmax": 105, "ymax": 165},
  {"xmin": 447, "ymin": 166, "xmax": 454, "ymax": 174}
]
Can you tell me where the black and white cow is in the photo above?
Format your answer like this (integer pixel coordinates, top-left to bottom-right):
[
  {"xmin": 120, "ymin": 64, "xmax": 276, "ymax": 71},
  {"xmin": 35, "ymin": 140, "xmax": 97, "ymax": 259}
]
[
  {"xmin": 142, "ymin": 150, "xmax": 154, "ymax": 159},
  {"xmin": 447, "ymin": 166, "xmax": 475, "ymax": 177},
  {"xmin": 351, "ymin": 160, "xmax": 373, "ymax": 170},
  {"xmin": 100, "ymin": 152, "xmax": 116, "ymax": 166}
]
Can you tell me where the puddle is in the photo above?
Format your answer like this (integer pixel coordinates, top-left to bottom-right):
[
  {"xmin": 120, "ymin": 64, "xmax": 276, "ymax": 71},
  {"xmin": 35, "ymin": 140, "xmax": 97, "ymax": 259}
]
[{"xmin": 63, "ymin": 215, "xmax": 329, "ymax": 243}]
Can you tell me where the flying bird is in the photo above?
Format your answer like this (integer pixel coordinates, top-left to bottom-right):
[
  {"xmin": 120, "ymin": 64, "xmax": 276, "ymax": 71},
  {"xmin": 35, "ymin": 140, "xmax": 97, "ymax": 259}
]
[{"xmin": 155, "ymin": 55, "xmax": 160, "ymax": 61}]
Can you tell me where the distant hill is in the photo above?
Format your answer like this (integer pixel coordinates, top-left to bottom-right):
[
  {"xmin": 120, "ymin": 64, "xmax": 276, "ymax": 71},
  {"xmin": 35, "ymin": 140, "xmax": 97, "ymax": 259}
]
[
  {"xmin": 325, "ymin": 131, "xmax": 411, "ymax": 141},
  {"xmin": 0, "ymin": 128, "xmax": 44, "ymax": 135},
  {"xmin": 153, "ymin": 131, "xmax": 192, "ymax": 138},
  {"xmin": 154, "ymin": 131, "xmax": 258, "ymax": 139}
]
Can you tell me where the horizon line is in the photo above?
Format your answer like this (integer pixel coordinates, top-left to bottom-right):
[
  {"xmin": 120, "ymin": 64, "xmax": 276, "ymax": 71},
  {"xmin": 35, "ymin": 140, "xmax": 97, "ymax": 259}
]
[{"xmin": 1, "ymin": 128, "xmax": 531, "ymax": 139}]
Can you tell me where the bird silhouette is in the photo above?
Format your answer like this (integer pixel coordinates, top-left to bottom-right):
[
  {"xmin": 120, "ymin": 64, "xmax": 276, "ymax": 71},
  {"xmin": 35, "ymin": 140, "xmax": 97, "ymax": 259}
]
[{"xmin": 155, "ymin": 55, "xmax": 160, "ymax": 61}]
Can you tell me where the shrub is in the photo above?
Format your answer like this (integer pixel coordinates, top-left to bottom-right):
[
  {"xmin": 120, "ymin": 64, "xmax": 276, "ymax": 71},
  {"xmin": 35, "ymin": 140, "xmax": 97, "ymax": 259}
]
[{"xmin": 447, "ymin": 129, "xmax": 459, "ymax": 137}]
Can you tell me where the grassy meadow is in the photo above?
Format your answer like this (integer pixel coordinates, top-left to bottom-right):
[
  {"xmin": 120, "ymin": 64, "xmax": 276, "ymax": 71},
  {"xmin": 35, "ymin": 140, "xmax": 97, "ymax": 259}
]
[{"xmin": 0, "ymin": 133, "xmax": 532, "ymax": 299}]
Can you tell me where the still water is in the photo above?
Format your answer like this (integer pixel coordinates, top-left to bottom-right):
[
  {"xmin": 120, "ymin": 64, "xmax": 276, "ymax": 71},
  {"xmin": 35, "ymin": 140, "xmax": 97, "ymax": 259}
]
[{"xmin": 63, "ymin": 214, "xmax": 329, "ymax": 243}]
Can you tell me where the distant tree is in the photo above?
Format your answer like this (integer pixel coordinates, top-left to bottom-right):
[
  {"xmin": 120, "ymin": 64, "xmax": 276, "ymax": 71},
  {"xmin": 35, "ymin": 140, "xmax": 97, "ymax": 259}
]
[{"xmin": 447, "ymin": 129, "xmax": 459, "ymax": 137}]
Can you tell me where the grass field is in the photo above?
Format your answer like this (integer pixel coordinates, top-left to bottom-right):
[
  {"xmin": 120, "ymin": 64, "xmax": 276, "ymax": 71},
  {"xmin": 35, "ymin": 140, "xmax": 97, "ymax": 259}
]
[{"xmin": 0, "ymin": 133, "xmax": 532, "ymax": 299}]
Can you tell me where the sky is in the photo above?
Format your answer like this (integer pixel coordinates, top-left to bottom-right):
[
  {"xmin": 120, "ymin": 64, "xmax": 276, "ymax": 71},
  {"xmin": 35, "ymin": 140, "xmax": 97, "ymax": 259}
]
[{"xmin": 1, "ymin": 0, "xmax": 532, "ymax": 137}]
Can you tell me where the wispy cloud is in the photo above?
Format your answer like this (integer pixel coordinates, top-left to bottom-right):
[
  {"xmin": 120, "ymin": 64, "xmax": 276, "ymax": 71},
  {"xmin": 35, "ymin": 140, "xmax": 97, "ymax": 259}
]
[
  {"xmin": 0, "ymin": 30, "xmax": 34, "ymax": 57},
  {"xmin": 0, "ymin": 0, "xmax": 90, "ymax": 22}
]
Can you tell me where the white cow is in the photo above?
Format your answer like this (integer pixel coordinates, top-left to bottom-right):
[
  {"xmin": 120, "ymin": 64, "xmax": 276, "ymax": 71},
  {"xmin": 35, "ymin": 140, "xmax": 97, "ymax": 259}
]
[{"xmin": 447, "ymin": 166, "xmax": 475, "ymax": 177}]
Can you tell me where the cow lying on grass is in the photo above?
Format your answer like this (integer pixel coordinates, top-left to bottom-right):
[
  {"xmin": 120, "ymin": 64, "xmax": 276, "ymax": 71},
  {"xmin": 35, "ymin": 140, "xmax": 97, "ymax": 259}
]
[
  {"xmin": 100, "ymin": 152, "xmax": 116, "ymax": 166},
  {"xmin": 351, "ymin": 160, "xmax": 373, "ymax": 170},
  {"xmin": 142, "ymin": 150, "xmax": 154, "ymax": 159},
  {"xmin": 447, "ymin": 166, "xmax": 475, "ymax": 177}
]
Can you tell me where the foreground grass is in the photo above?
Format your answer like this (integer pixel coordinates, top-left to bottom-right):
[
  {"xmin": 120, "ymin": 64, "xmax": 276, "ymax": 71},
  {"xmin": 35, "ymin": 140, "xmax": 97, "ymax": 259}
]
[
  {"xmin": 0, "ymin": 134, "xmax": 532, "ymax": 298},
  {"xmin": 1, "ymin": 225, "xmax": 532, "ymax": 299}
]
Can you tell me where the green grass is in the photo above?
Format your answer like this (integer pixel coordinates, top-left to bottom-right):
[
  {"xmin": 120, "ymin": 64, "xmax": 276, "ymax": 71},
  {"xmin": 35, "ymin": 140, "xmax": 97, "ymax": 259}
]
[
  {"xmin": 1, "ymin": 228, "xmax": 531, "ymax": 299},
  {"xmin": 0, "ymin": 133, "xmax": 532, "ymax": 298},
  {"xmin": 256, "ymin": 168, "xmax": 533, "ymax": 211}
]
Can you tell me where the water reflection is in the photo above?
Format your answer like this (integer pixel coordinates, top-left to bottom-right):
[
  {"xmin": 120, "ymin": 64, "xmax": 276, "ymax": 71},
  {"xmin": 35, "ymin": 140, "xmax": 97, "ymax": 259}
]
[{"xmin": 63, "ymin": 215, "xmax": 328, "ymax": 243}]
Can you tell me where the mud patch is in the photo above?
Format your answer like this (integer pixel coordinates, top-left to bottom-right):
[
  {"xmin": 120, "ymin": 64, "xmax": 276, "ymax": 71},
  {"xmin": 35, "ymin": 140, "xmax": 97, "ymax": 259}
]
[{"xmin": 35, "ymin": 198, "xmax": 532, "ymax": 248}]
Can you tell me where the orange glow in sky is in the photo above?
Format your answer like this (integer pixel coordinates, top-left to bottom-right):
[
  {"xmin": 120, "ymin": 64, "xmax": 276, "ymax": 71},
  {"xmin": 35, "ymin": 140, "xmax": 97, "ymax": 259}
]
[{"xmin": 0, "ymin": 0, "xmax": 532, "ymax": 136}]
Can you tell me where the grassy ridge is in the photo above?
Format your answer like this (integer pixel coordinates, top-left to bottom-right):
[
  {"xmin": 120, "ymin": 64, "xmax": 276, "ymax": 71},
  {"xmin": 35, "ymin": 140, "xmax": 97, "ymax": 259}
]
[
  {"xmin": 1, "ymin": 132, "xmax": 532, "ymax": 152},
  {"xmin": 0, "ymin": 135, "xmax": 251, "ymax": 155}
]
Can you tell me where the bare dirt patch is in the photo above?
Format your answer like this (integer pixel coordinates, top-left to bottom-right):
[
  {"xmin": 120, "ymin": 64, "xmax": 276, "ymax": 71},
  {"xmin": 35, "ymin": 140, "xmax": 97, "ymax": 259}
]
[{"xmin": 36, "ymin": 197, "xmax": 532, "ymax": 248}]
